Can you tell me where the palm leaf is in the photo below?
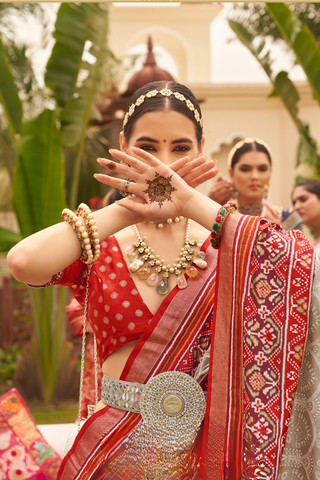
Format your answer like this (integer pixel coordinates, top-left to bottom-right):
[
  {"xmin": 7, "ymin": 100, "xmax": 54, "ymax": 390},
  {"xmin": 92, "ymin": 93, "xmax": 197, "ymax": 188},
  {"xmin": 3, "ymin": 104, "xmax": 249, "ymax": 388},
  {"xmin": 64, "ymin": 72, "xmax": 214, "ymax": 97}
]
[
  {"xmin": 0, "ymin": 227, "xmax": 22, "ymax": 252},
  {"xmin": 228, "ymin": 19, "xmax": 320, "ymax": 168},
  {"xmin": 58, "ymin": 3, "xmax": 109, "ymax": 208},
  {"xmin": 45, "ymin": 3, "xmax": 89, "ymax": 107},
  {"xmin": 0, "ymin": 35, "xmax": 22, "ymax": 136},
  {"xmin": 12, "ymin": 109, "xmax": 65, "ymax": 238},
  {"xmin": 267, "ymin": 3, "xmax": 320, "ymax": 106}
]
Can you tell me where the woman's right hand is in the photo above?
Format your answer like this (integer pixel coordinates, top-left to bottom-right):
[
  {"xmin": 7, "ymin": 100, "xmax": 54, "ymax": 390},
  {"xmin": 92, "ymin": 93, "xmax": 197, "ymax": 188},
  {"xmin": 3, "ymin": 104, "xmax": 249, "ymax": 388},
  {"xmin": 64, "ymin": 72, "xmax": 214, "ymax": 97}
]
[
  {"xmin": 208, "ymin": 177, "xmax": 234, "ymax": 205},
  {"xmin": 95, "ymin": 148, "xmax": 217, "ymax": 220}
]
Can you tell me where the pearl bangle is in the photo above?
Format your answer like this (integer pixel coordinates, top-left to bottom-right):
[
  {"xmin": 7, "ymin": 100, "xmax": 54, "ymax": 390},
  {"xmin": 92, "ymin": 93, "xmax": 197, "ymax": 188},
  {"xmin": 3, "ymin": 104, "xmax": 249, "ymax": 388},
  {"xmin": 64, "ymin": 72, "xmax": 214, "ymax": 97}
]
[
  {"xmin": 77, "ymin": 203, "xmax": 100, "ymax": 262},
  {"xmin": 62, "ymin": 203, "xmax": 100, "ymax": 264}
]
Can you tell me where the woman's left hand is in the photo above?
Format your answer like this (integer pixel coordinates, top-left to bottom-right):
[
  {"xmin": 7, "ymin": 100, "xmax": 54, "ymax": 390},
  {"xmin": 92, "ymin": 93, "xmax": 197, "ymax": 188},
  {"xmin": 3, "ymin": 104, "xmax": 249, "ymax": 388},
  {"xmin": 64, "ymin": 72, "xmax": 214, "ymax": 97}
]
[
  {"xmin": 263, "ymin": 200, "xmax": 282, "ymax": 224},
  {"xmin": 95, "ymin": 148, "xmax": 218, "ymax": 220}
]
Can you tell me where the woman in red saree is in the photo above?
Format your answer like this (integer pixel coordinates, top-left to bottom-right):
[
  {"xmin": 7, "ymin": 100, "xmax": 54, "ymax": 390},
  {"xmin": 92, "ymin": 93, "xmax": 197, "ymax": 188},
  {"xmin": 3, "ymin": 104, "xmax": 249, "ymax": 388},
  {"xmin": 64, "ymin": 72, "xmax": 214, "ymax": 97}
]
[{"xmin": 7, "ymin": 81, "xmax": 319, "ymax": 479}]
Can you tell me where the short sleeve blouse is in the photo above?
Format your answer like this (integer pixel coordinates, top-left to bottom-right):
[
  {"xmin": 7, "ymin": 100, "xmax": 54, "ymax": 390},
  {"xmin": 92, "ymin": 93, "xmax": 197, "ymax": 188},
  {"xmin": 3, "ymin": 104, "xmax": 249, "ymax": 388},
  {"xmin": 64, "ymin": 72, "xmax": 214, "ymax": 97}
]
[{"xmin": 51, "ymin": 236, "xmax": 153, "ymax": 365}]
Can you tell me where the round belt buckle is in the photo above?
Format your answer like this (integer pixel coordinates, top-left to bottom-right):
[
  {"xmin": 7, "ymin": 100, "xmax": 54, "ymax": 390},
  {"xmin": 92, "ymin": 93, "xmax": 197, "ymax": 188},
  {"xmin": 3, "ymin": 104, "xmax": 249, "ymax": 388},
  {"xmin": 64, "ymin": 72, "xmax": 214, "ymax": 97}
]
[{"xmin": 140, "ymin": 371, "xmax": 206, "ymax": 429}]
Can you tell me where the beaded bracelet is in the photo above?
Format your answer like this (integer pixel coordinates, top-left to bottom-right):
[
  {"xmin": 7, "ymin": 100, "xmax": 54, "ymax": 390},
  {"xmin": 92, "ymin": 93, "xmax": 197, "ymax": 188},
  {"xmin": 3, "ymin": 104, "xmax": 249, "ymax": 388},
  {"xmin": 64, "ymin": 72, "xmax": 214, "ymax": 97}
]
[
  {"xmin": 211, "ymin": 201, "xmax": 237, "ymax": 249},
  {"xmin": 62, "ymin": 208, "xmax": 94, "ymax": 263},
  {"xmin": 77, "ymin": 203, "xmax": 101, "ymax": 262}
]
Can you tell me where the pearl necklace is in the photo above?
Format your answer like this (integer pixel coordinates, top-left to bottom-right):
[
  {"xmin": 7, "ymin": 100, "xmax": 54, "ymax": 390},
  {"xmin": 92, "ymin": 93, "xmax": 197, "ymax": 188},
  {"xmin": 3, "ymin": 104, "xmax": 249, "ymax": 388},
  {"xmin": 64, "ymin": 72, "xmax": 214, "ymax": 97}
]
[{"xmin": 124, "ymin": 220, "xmax": 207, "ymax": 295}]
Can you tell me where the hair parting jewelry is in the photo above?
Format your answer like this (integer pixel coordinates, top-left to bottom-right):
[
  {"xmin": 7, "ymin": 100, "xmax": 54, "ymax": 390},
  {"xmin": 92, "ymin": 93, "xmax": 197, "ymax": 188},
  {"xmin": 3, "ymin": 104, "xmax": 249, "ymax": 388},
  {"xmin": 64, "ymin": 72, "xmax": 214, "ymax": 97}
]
[
  {"xmin": 227, "ymin": 138, "xmax": 272, "ymax": 167},
  {"xmin": 61, "ymin": 203, "xmax": 100, "ymax": 264},
  {"xmin": 122, "ymin": 89, "xmax": 204, "ymax": 130},
  {"xmin": 211, "ymin": 201, "xmax": 237, "ymax": 249},
  {"xmin": 125, "ymin": 220, "xmax": 206, "ymax": 295}
]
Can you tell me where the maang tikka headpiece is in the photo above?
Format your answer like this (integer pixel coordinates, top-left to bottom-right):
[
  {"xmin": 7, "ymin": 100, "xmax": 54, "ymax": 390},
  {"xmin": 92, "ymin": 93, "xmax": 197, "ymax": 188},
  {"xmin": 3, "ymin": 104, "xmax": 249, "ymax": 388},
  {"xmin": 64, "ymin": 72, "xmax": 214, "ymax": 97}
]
[{"xmin": 122, "ymin": 89, "xmax": 204, "ymax": 129}]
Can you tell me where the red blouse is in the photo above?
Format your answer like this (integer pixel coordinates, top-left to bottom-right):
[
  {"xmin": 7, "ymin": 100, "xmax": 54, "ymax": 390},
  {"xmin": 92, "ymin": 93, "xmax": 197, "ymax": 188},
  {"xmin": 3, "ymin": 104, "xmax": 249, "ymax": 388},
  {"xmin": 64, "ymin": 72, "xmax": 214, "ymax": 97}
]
[{"xmin": 53, "ymin": 236, "xmax": 153, "ymax": 365}]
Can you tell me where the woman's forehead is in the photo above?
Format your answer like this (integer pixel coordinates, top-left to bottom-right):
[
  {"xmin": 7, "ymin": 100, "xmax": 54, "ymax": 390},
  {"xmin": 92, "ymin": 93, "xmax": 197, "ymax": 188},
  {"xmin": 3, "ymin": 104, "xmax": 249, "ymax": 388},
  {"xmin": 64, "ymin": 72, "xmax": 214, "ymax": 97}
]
[
  {"xmin": 236, "ymin": 150, "xmax": 270, "ymax": 165},
  {"xmin": 129, "ymin": 110, "xmax": 197, "ymax": 140}
]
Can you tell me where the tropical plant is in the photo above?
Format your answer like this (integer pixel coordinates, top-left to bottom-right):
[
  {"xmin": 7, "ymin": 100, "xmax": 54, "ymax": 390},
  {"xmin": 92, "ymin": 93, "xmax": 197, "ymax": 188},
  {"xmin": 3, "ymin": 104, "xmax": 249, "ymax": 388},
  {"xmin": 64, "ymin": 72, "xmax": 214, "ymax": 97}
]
[
  {"xmin": 0, "ymin": 344, "xmax": 23, "ymax": 383},
  {"xmin": 229, "ymin": 3, "xmax": 320, "ymax": 48},
  {"xmin": 0, "ymin": 3, "xmax": 114, "ymax": 401},
  {"xmin": 228, "ymin": 3, "xmax": 320, "ymax": 180}
]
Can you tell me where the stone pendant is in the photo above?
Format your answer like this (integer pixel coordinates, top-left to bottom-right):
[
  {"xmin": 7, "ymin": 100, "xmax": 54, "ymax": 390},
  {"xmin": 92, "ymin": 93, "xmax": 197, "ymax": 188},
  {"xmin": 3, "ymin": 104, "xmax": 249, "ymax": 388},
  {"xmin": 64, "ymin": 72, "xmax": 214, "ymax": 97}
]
[
  {"xmin": 129, "ymin": 259, "xmax": 144, "ymax": 273},
  {"xmin": 194, "ymin": 259, "xmax": 207, "ymax": 269},
  {"xmin": 194, "ymin": 251, "xmax": 206, "ymax": 261},
  {"xmin": 128, "ymin": 251, "xmax": 139, "ymax": 262},
  {"xmin": 177, "ymin": 274, "xmax": 188, "ymax": 289},
  {"xmin": 146, "ymin": 273, "xmax": 159, "ymax": 287},
  {"xmin": 156, "ymin": 279, "xmax": 170, "ymax": 295},
  {"xmin": 137, "ymin": 265, "xmax": 152, "ymax": 280},
  {"xmin": 185, "ymin": 265, "xmax": 198, "ymax": 278}
]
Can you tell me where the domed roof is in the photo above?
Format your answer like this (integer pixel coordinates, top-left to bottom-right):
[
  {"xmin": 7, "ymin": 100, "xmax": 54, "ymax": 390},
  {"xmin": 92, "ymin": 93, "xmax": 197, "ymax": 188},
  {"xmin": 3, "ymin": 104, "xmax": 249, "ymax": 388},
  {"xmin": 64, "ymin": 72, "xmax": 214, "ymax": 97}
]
[{"xmin": 123, "ymin": 37, "xmax": 174, "ymax": 97}]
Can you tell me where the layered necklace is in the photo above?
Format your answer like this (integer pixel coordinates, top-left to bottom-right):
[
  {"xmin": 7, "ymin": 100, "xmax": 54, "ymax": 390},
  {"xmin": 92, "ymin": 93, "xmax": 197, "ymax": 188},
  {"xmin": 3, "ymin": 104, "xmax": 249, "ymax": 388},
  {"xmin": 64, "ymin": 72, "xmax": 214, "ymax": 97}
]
[{"xmin": 124, "ymin": 219, "xmax": 207, "ymax": 295}]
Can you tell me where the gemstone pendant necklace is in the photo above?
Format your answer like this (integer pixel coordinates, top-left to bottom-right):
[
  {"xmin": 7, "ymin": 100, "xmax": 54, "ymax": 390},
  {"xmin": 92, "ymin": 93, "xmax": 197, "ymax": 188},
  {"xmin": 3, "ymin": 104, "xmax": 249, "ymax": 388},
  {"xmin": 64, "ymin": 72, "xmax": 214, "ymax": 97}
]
[{"xmin": 124, "ymin": 220, "xmax": 207, "ymax": 295}]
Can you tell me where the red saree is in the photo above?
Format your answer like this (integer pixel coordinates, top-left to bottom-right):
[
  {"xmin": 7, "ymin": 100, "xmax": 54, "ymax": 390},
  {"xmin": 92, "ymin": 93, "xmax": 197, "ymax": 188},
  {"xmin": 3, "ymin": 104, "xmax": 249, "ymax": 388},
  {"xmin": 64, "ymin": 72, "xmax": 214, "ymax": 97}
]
[{"xmin": 58, "ymin": 213, "xmax": 314, "ymax": 480}]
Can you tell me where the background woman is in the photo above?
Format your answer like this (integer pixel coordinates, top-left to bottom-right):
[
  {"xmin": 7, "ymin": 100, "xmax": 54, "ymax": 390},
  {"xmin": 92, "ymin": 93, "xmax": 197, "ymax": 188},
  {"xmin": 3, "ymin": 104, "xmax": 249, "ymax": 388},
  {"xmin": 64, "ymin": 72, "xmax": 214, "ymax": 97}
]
[
  {"xmin": 208, "ymin": 138, "xmax": 302, "ymax": 230},
  {"xmin": 6, "ymin": 81, "xmax": 318, "ymax": 479},
  {"xmin": 292, "ymin": 179, "xmax": 320, "ymax": 256}
]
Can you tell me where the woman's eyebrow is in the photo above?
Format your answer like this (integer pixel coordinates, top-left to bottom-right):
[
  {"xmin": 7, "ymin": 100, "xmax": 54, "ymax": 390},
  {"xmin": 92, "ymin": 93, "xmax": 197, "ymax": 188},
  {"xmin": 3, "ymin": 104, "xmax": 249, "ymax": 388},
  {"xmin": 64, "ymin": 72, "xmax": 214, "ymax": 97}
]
[
  {"xmin": 172, "ymin": 138, "xmax": 193, "ymax": 144},
  {"xmin": 136, "ymin": 136, "xmax": 159, "ymax": 143}
]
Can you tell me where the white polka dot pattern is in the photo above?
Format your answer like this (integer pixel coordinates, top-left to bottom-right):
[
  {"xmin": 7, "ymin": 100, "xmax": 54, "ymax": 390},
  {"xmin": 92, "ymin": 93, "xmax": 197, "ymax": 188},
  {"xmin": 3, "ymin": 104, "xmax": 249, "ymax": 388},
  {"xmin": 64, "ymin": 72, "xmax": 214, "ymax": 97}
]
[{"xmin": 71, "ymin": 236, "xmax": 155, "ymax": 364}]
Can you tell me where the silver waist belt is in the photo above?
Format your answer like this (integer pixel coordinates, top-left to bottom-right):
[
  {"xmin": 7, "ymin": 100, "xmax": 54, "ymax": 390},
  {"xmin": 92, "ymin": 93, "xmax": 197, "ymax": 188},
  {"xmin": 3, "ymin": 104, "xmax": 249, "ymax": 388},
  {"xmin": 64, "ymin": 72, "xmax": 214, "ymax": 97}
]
[{"xmin": 101, "ymin": 375, "xmax": 145, "ymax": 413}]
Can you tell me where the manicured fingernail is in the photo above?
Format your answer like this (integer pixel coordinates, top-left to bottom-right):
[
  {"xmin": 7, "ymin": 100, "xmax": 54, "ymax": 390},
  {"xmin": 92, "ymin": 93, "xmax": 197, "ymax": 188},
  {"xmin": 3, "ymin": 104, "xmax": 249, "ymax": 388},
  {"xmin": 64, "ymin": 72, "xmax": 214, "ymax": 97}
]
[
  {"xmin": 93, "ymin": 174, "xmax": 97, "ymax": 179},
  {"xmin": 97, "ymin": 158, "xmax": 101, "ymax": 164},
  {"xmin": 109, "ymin": 149, "xmax": 114, "ymax": 154}
]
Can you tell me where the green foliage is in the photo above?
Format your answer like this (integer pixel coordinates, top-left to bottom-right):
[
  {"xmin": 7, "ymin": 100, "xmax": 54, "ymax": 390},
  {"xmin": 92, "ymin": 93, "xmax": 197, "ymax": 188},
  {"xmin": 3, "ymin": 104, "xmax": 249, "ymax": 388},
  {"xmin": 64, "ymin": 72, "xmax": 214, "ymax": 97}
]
[
  {"xmin": 228, "ymin": 6, "xmax": 320, "ymax": 178},
  {"xmin": 0, "ymin": 345, "xmax": 23, "ymax": 383},
  {"xmin": 45, "ymin": 3, "xmax": 89, "ymax": 108},
  {"xmin": 0, "ymin": 227, "xmax": 23, "ymax": 251},
  {"xmin": 267, "ymin": 3, "xmax": 320, "ymax": 106},
  {"xmin": 229, "ymin": 3, "xmax": 320, "ymax": 47},
  {"xmin": 13, "ymin": 109, "xmax": 65, "ymax": 238},
  {"xmin": 0, "ymin": 36, "xmax": 22, "ymax": 136}
]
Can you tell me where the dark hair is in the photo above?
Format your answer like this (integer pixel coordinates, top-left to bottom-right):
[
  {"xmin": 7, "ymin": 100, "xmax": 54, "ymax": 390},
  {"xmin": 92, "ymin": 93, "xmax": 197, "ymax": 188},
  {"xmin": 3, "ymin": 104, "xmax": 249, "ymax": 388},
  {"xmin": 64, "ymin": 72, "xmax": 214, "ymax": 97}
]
[
  {"xmin": 293, "ymin": 179, "xmax": 320, "ymax": 200},
  {"xmin": 230, "ymin": 140, "xmax": 272, "ymax": 170},
  {"xmin": 123, "ymin": 80, "xmax": 203, "ymax": 147}
]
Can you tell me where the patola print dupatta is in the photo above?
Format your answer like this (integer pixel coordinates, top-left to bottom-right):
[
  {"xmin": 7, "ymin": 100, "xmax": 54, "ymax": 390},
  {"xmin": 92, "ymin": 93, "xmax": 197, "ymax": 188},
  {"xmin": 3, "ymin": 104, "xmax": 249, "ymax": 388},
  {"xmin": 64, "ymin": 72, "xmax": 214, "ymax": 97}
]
[{"xmin": 202, "ymin": 213, "xmax": 315, "ymax": 479}]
